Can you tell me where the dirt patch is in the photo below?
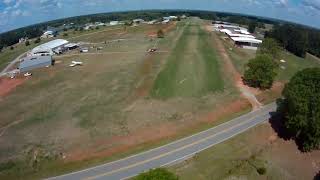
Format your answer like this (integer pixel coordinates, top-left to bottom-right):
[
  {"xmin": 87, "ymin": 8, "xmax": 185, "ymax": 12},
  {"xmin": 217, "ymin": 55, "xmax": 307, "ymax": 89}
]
[
  {"xmin": 248, "ymin": 123, "xmax": 320, "ymax": 179},
  {"xmin": 64, "ymin": 99, "xmax": 250, "ymax": 162},
  {"xmin": 131, "ymin": 54, "xmax": 158, "ymax": 99},
  {"xmin": 198, "ymin": 99, "xmax": 250, "ymax": 124},
  {"xmin": 268, "ymin": 138, "xmax": 320, "ymax": 179},
  {"xmin": 0, "ymin": 77, "xmax": 25, "ymax": 98},
  {"xmin": 256, "ymin": 81, "xmax": 285, "ymax": 104}
]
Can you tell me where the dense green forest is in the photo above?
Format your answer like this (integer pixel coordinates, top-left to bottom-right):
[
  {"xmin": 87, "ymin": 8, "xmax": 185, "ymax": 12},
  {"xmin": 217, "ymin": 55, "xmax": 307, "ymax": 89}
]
[
  {"xmin": 265, "ymin": 24, "xmax": 320, "ymax": 58},
  {"xmin": 0, "ymin": 10, "xmax": 319, "ymax": 58}
]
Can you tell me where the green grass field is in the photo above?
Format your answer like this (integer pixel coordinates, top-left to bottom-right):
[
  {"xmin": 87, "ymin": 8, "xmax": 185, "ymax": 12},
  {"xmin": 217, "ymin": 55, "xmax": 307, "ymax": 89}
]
[
  {"xmin": 276, "ymin": 52, "xmax": 320, "ymax": 81},
  {"xmin": 151, "ymin": 20, "xmax": 224, "ymax": 99},
  {"xmin": 218, "ymin": 33, "xmax": 320, "ymax": 82}
]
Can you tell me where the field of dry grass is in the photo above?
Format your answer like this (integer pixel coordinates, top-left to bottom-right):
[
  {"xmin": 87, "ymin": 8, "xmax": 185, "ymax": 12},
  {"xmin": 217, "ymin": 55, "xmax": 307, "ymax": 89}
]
[{"xmin": 0, "ymin": 19, "xmax": 251, "ymax": 179}]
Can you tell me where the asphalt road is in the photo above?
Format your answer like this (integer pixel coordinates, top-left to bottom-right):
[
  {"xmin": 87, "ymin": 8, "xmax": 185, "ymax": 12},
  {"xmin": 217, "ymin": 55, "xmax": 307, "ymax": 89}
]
[
  {"xmin": 0, "ymin": 52, "xmax": 26, "ymax": 77},
  {"xmin": 49, "ymin": 103, "xmax": 277, "ymax": 180}
]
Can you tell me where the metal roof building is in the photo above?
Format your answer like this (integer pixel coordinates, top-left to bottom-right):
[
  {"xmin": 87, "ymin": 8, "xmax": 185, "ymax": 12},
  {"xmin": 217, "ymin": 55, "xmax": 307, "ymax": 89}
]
[
  {"xmin": 230, "ymin": 37, "xmax": 262, "ymax": 50},
  {"xmin": 31, "ymin": 39, "xmax": 69, "ymax": 56},
  {"xmin": 220, "ymin": 29, "xmax": 256, "ymax": 39},
  {"xmin": 19, "ymin": 56, "xmax": 53, "ymax": 72}
]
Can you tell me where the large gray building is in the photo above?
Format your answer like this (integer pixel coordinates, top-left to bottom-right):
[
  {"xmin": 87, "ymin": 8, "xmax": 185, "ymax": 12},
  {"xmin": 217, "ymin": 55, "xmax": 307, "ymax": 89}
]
[{"xmin": 19, "ymin": 56, "xmax": 53, "ymax": 72}]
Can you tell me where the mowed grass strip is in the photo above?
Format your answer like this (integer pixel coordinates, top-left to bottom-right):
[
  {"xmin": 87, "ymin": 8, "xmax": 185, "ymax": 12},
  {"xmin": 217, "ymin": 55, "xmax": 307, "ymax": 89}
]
[
  {"xmin": 151, "ymin": 22, "xmax": 223, "ymax": 99},
  {"xmin": 197, "ymin": 27, "xmax": 224, "ymax": 93}
]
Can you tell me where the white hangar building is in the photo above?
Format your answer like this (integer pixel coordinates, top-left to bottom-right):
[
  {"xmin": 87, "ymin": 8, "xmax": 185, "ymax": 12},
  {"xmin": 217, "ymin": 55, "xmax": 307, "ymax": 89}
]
[{"xmin": 31, "ymin": 39, "xmax": 69, "ymax": 56}]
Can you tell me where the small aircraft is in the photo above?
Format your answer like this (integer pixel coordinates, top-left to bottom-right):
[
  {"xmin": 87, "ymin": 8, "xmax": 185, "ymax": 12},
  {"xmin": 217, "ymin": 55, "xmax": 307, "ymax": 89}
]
[
  {"xmin": 148, "ymin": 48, "xmax": 157, "ymax": 53},
  {"xmin": 69, "ymin": 61, "xmax": 83, "ymax": 67},
  {"xmin": 24, "ymin": 72, "xmax": 32, "ymax": 77}
]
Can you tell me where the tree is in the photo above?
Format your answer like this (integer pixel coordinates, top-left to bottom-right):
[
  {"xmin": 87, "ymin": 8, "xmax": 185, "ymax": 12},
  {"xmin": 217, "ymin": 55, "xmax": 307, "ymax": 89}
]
[
  {"xmin": 25, "ymin": 40, "xmax": 30, "ymax": 46},
  {"xmin": 258, "ymin": 38, "xmax": 281, "ymax": 60},
  {"xmin": 314, "ymin": 170, "xmax": 320, "ymax": 180},
  {"xmin": 281, "ymin": 68, "xmax": 320, "ymax": 151},
  {"xmin": 157, "ymin": 29, "xmax": 164, "ymax": 38},
  {"xmin": 134, "ymin": 168, "xmax": 178, "ymax": 180},
  {"xmin": 243, "ymin": 55, "xmax": 278, "ymax": 89},
  {"xmin": 248, "ymin": 21, "xmax": 257, "ymax": 33},
  {"xmin": 265, "ymin": 24, "xmax": 308, "ymax": 58},
  {"xmin": 34, "ymin": 38, "xmax": 41, "ymax": 44}
]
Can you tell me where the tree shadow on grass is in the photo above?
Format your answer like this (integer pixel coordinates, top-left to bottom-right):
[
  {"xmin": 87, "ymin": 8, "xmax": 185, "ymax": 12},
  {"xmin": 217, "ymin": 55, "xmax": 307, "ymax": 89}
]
[
  {"xmin": 268, "ymin": 99, "xmax": 292, "ymax": 140},
  {"xmin": 314, "ymin": 171, "xmax": 320, "ymax": 180},
  {"xmin": 268, "ymin": 99, "xmax": 306, "ymax": 152}
]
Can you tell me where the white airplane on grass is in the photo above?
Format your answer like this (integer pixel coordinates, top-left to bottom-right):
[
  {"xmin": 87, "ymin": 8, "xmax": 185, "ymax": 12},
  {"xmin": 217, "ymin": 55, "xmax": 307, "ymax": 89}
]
[
  {"xmin": 69, "ymin": 61, "xmax": 83, "ymax": 67},
  {"xmin": 24, "ymin": 72, "xmax": 32, "ymax": 77}
]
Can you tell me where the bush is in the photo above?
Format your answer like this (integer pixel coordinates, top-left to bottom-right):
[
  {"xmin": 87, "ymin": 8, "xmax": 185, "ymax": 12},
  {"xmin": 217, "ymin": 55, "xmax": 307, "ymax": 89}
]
[
  {"xmin": 257, "ymin": 167, "xmax": 266, "ymax": 175},
  {"xmin": 10, "ymin": 46, "xmax": 14, "ymax": 50},
  {"xmin": 258, "ymin": 38, "xmax": 281, "ymax": 60},
  {"xmin": 282, "ymin": 68, "xmax": 320, "ymax": 151},
  {"xmin": 63, "ymin": 33, "xmax": 68, "ymax": 37},
  {"xmin": 0, "ymin": 161, "xmax": 16, "ymax": 172},
  {"xmin": 157, "ymin": 29, "xmax": 164, "ymax": 38},
  {"xmin": 25, "ymin": 40, "xmax": 30, "ymax": 46},
  {"xmin": 243, "ymin": 55, "xmax": 278, "ymax": 89},
  {"xmin": 134, "ymin": 168, "xmax": 178, "ymax": 180},
  {"xmin": 34, "ymin": 38, "xmax": 41, "ymax": 44}
]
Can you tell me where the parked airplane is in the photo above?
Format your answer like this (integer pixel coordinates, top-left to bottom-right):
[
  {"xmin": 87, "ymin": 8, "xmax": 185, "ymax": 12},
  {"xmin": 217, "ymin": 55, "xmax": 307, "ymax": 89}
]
[{"xmin": 69, "ymin": 61, "xmax": 83, "ymax": 67}]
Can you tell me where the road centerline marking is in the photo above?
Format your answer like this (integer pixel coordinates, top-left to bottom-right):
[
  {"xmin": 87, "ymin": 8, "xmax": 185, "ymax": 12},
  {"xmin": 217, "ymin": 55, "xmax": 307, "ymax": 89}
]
[{"xmin": 84, "ymin": 110, "xmax": 269, "ymax": 180}]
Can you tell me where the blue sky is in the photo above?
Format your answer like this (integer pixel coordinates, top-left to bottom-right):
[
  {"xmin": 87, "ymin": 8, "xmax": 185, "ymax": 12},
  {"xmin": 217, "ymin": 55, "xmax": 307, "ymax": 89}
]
[{"xmin": 0, "ymin": 0, "xmax": 320, "ymax": 33}]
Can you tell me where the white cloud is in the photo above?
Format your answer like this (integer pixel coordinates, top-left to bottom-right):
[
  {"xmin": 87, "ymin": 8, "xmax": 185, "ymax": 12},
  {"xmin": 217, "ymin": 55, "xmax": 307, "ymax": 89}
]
[
  {"xmin": 303, "ymin": 0, "xmax": 320, "ymax": 11},
  {"xmin": 2, "ymin": 0, "xmax": 14, "ymax": 4}
]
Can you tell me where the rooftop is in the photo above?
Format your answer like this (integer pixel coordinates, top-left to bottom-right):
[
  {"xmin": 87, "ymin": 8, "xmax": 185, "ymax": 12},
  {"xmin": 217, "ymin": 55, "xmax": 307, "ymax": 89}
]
[
  {"xmin": 230, "ymin": 37, "xmax": 262, "ymax": 43},
  {"xmin": 32, "ymin": 39, "xmax": 69, "ymax": 53},
  {"xmin": 220, "ymin": 29, "xmax": 255, "ymax": 39},
  {"xmin": 20, "ymin": 55, "xmax": 52, "ymax": 69}
]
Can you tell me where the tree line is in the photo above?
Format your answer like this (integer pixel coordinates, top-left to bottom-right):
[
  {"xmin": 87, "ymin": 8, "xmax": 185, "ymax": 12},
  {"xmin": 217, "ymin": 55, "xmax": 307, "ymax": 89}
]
[
  {"xmin": 265, "ymin": 24, "xmax": 320, "ymax": 58},
  {"xmin": 0, "ymin": 10, "xmax": 184, "ymax": 50},
  {"xmin": 0, "ymin": 10, "xmax": 293, "ymax": 52}
]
